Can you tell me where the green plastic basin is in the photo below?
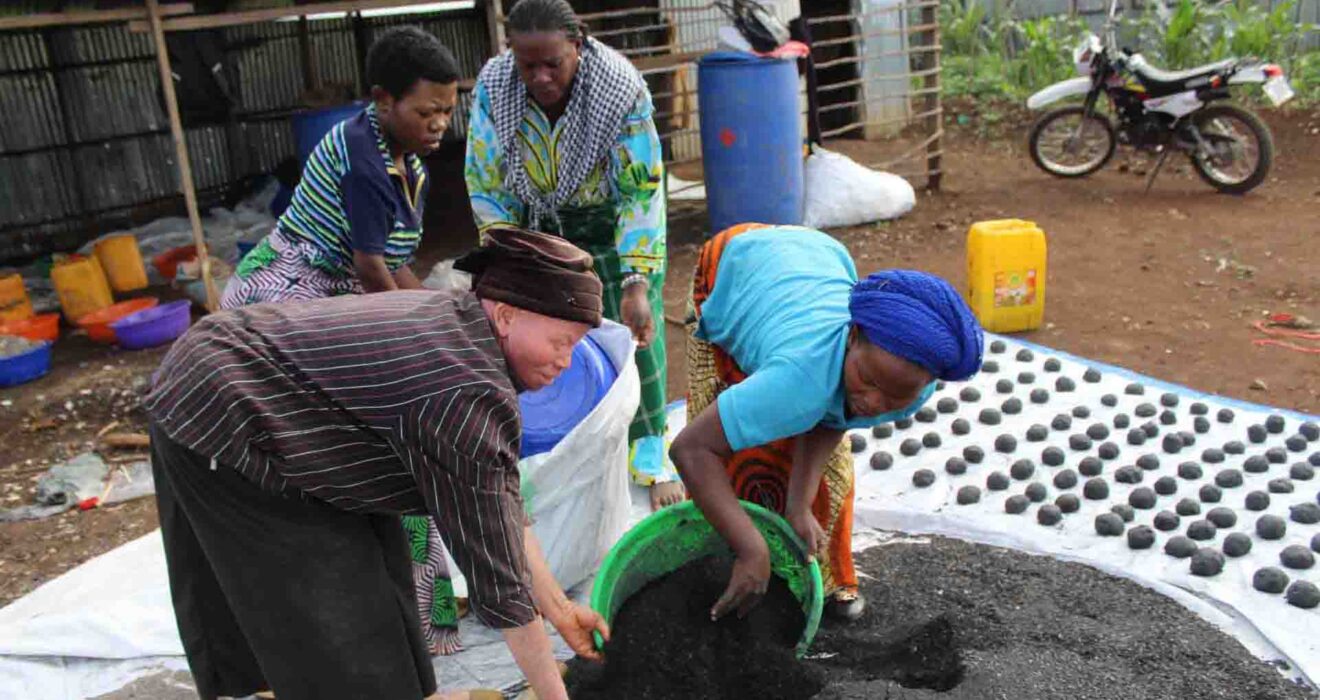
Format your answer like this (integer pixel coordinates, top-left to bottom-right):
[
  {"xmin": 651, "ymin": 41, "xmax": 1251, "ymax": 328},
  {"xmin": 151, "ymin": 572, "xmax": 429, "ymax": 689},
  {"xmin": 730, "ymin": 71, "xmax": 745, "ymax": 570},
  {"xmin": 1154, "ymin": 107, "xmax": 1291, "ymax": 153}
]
[{"xmin": 589, "ymin": 500, "xmax": 823, "ymax": 657}]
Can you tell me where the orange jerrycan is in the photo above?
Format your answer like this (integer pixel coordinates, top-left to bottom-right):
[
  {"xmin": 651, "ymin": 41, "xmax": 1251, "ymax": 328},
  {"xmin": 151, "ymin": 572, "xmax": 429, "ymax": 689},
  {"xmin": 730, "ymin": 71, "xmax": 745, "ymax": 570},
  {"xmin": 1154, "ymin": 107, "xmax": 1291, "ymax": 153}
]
[
  {"xmin": 51, "ymin": 255, "xmax": 114, "ymax": 322},
  {"xmin": 0, "ymin": 272, "xmax": 33, "ymax": 321},
  {"xmin": 94, "ymin": 233, "xmax": 149, "ymax": 292},
  {"xmin": 966, "ymin": 219, "xmax": 1047, "ymax": 333}
]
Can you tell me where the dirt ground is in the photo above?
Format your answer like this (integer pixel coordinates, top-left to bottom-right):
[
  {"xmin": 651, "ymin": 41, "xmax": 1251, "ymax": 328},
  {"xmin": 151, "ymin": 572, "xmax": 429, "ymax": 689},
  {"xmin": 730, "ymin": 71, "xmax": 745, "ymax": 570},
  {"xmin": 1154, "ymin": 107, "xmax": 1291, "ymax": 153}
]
[{"xmin": 1, "ymin": 105, "xmax": 1316, "ymax": 635}]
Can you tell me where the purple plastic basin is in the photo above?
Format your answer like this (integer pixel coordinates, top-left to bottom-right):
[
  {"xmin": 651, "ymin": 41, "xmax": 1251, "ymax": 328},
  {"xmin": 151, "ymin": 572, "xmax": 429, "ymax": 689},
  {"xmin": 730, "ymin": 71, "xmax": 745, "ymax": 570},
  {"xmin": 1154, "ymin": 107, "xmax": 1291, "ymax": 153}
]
[
  {"xmin": 110, "ymin": 299, "xmax": 191, "ymax": 350},
  {"xmin": 0, "ymin": 340, "xmax": 52, "ymax": 387}
]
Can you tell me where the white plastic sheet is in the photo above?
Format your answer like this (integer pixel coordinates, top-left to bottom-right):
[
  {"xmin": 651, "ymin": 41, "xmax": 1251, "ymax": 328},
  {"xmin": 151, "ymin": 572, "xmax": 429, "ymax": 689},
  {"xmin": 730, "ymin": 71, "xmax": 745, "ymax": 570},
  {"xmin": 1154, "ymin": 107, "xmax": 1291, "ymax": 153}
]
[{"xmin": 802, "ymin": 147, "xmax": 915, "ymax": 229}]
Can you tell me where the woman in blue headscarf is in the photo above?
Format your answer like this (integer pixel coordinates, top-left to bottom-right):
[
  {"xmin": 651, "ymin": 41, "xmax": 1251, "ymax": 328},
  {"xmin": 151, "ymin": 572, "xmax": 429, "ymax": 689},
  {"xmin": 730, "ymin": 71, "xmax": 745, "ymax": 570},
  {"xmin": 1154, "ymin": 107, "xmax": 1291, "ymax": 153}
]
[{"xmin": 670, "ymin": 223, "xmax": 984, "ymax": 622}]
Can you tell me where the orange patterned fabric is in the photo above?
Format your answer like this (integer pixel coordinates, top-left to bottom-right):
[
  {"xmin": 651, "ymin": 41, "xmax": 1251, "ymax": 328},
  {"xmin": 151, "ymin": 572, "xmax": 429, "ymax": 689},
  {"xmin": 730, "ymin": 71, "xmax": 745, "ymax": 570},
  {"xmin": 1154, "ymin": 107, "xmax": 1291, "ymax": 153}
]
[{"xmin": 686, "ymin": 224, "xmax": 857, "ymax": 595}]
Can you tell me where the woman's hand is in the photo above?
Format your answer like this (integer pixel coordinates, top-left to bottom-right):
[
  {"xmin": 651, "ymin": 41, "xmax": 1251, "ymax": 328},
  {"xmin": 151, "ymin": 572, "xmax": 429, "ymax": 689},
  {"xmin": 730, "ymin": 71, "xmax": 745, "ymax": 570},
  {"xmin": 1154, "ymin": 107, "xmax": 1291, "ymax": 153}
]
[
  {"xmin": 710, "ymin": 539, "xmax": 770, "ymax": 621},
  {"xmin": 545, "ymin": 599, "xmax": 610, "ymax": 661},
  {"xmin": 787, "ymin": 507, "xmax": 827, "ymax": 560},
  {"xmin": 619, "ymin": 280, "xmax": 655, "ymax": 348}
]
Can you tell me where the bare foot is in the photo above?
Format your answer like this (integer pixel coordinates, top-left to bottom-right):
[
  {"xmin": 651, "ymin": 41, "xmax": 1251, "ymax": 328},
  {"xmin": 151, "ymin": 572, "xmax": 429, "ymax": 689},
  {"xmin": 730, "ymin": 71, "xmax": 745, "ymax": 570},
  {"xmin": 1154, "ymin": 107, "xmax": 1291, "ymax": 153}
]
[{"xmin": 649, "ymin": 481, "xmax": 686, "ymax": 511}]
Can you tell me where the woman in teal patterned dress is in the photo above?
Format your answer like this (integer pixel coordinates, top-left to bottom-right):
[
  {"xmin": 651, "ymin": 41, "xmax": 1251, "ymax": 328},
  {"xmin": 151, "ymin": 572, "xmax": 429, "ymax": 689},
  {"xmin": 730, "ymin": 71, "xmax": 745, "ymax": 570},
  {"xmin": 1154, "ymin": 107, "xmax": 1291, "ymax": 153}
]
[{"xmin": 466, "ymin": 0, "xmax": 682, "ymax": 509}]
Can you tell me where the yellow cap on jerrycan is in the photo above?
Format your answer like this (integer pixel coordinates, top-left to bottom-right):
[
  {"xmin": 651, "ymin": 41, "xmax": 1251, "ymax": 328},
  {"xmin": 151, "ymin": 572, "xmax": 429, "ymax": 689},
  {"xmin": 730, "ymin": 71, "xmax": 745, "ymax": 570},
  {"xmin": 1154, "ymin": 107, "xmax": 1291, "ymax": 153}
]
[{"xmin": 966, "ymin": 219, "xmax": 1047, "ymax": 333}]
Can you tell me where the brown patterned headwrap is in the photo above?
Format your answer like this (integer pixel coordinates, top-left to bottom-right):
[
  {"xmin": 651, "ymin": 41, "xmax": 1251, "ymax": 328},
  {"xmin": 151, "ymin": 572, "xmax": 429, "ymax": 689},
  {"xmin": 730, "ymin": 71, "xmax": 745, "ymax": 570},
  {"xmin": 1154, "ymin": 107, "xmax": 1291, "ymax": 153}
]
[{"xmin": 455, "ymin": 226, "xmax": 603, "ymax": 327}]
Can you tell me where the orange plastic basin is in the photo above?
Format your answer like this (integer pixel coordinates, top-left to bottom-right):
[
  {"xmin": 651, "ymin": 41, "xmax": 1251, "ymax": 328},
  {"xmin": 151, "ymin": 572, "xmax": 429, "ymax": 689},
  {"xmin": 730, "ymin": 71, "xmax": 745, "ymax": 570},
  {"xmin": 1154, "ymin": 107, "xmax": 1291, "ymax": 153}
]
[
  {"xmin": 0, "ymin": 313, "xmax": 60, "ymax": 343},
  {"xmin": 152, "ymin": 245, "xmax": 197, "ymax": 281},
  {"xmin": 77, "ymin": 297, "xmax": 159, "ymax": 344}
]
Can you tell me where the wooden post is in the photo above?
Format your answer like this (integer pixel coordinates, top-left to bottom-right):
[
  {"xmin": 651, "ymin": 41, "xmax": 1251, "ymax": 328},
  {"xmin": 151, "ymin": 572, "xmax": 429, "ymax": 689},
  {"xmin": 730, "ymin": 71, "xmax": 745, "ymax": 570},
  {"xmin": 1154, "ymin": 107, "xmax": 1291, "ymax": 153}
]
[
  {"xmin": 484, "ymin": 0, "xmax": 506, "ymax": 57},
  {"xmin": 146, "ymin": 0, "xmax": 218, "ymax": 311},
  {"xmin": 919, "ymin": 1, "xmax": 942, "ymax": 191}
]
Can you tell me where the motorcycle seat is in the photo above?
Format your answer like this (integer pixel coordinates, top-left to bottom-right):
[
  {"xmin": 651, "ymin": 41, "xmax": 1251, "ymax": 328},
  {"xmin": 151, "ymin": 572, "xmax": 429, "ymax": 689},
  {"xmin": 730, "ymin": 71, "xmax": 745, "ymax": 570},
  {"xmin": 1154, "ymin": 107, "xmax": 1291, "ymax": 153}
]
[{"xmin": 1132, "ymin": 59, "xmax": 1238, "ymax": 96}]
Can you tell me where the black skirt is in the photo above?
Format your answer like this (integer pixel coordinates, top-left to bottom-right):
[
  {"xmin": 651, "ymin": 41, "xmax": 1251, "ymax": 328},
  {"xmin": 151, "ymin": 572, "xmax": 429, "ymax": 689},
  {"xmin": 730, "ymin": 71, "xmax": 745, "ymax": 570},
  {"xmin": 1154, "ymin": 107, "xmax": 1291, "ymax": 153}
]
[{"xmin": 150, "ymin": 422, "xmax": 437, "ymax": 700}]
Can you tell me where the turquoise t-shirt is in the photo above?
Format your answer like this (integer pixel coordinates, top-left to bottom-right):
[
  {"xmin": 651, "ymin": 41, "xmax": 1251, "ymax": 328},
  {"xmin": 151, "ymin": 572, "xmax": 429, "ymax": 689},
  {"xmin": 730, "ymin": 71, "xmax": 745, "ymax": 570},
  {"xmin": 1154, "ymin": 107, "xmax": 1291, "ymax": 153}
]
[{"xmin": 697, "ymin": 227, "xmax": 890, "ymax": 452}]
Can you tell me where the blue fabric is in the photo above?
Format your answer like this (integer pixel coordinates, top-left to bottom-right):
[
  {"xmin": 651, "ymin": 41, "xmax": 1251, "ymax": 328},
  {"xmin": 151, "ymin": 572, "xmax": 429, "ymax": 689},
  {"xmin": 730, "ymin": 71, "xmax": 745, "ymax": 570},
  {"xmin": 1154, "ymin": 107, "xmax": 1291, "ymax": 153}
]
[
  {"xmin": 698, "ymin": 227, "xmax": 907, "ymax": 452},
  {"xmin": 849, "ymin": 270, "xmax": 984, "ymax": 382}
]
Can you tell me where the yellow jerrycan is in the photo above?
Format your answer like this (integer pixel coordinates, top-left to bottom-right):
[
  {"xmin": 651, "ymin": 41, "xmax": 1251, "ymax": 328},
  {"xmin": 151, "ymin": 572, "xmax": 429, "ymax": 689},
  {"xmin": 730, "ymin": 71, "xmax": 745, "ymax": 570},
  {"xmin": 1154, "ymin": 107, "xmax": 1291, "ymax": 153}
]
[
  {"xmin": 51, "ymin": 255, "xmax": 114, "ymax": 322},
  {"xmin": 966, "ymin": 219, "xmax": 1047, "ymax": 333},
  {"xmin": 0, "ymin": 272, "xmax": 33, "ymax": 321}
]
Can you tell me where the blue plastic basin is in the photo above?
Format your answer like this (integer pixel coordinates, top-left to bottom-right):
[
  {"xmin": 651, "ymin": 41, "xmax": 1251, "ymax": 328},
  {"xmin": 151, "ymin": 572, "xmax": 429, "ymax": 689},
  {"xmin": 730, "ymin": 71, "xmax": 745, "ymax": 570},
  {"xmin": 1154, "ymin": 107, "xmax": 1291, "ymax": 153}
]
[
  {"xmin": 518, "ymin": 335, "xmax": 619, "ymax": 458},
  {"xmin": 0, "ymin": 340, "xmax": 52, "ymax": 388}
]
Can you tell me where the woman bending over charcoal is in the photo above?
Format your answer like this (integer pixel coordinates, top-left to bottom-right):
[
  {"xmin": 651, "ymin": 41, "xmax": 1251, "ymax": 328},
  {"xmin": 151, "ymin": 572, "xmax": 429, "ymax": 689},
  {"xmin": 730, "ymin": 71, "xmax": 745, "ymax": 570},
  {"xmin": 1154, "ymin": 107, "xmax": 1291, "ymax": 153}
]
[{"xmin": 669, "ymin": 224, "xmax": 984, "ymax": 622}]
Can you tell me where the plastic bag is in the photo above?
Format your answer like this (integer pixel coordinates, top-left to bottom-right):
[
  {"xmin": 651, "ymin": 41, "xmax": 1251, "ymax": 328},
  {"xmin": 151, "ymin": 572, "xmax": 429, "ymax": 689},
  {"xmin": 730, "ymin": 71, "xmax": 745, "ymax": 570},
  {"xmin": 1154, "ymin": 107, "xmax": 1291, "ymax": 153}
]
[
  {"xmin": 519, "ymin": 321, "xmax": 640, "ymax": 591},
  {"xmin": 421, "ymin": 258, "xmax": 472, "ymax": 292},
  {"xmin": 802, "ymin": 147, "xmax": 916, "ymax": 229}
]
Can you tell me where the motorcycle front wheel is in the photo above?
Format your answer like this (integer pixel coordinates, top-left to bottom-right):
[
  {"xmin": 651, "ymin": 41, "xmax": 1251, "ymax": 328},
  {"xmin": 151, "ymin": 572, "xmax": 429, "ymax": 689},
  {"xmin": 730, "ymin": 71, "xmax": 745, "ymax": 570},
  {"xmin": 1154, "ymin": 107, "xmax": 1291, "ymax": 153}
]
[
  {"xmin": 1028, "ymin": 106, "xmax": 1117, "ymax": 178},
  {"xmin": 1188, "ymin": 104, "xmax": 1274, "ymax": 195}
]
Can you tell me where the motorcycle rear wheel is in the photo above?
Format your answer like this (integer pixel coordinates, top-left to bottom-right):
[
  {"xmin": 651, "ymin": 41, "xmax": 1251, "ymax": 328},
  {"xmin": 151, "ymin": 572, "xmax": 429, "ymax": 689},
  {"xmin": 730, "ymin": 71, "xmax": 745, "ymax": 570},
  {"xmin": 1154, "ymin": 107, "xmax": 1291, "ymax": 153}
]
[
  {"xmin": 1028, "ymin": 106, "xmax": 1117, "ymax": 178},
  {"xmin": 1188, "ymin": 104, "xmax": 1273, "ymax": 195}
]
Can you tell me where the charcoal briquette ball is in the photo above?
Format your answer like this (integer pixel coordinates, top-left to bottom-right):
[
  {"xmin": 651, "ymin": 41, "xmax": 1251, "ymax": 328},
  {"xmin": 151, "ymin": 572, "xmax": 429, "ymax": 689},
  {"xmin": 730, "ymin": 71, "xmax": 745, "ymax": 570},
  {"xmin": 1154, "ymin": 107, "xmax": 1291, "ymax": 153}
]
[
  {"xmin": 1223, "ymin": 440, "xmax": 1246, "ymax": 455},
  {"xmin": 1084, "ymin": 478, "xmax": 1110, "ymax": 500},
  {"xmin": 900, "ymin": 438, "xmax": 922, "ymax": 456},
  {"xmin": 980, "ymin": 408, "xmax": 1003, "ymax": 426},
  {"xmin": 982, "ymin": 360, "xmax": 999, "ymax": 373},
  {"xmin": 959, "ymin": 387, "xmax": 981, "ymax": 402},
  {"xmin": 1128, "ymin": 429, "xmax": 1148, "ymax": 446},
  {"xmin": 1054, "ymin": 469, "xmax": 1078, "ymax": 490},
  {"xmin": 1114, "ymin": 414, "xmax": 1131, "ymax": 429},
  {"xmin": 1134, "ymin": 403, "xmax": 1157, "ymax": 419},
  {"xmin": 996, "ymin": 379, "xmax": 1014, "ymax": 394},
  {"xmin": 871, "ymin": 424, "xmax": 893, "ymax": 439},
  {"xmin": 1266, "ymin": 414, "xmax": 1286, "ymax": 434},
  {"xmin": 1129, "ymin": 487, "xmax": 1157, "ymax": 510},
  {"xmin": 995, "ymin": 434, "xmax": 1018, "ymax": 453},
  {"xmin": 1142, "ymin": 422, "xmax": 1160, "ymax": 438},
  {"xmin": 1287, "ymin": 435, "xmax": 1308, "ymax": 453},
  {"xmin": 1286, "ymin": 581, "xmax": 1320, "ymax": 609},
  {"xmin": 1070, "ymin": 434, "xmax": 1093, "ymax": 451},
  {"xmin": 964, "ymin": 445, "xmax": 985, "ymax": 463},
  {"xmin": 1025, "ymin": 482, "xmax": 1048, "ymax": 502},
  {"xmin": 1190, "ymin": 402, "xmax": 1209, "ymax": 416},
  {"xmin": 1217, "ymin": 408, "xmax": 1235, "ymax": 424},
  {"xmin": 1044, "ymin": 358, "xmax": 1061, "ymax": 372},
  {"xmin": 1017, "ymin": 372, "xmax": 1036, "ymax": 384},
  {"xmin": 1016, "ymin": 348, "xmax": 1034, "ymax": 362},
  {"xmin": 990, "ymin": 339, "xmax": 1007, "ymax": 354},
  {"xmin": 1247, "ymin": 425, "xmax": 1267, "ymax": 443},
  {"xmin": 1140, "ymin": 453, "xmax": 1164, "ymax": 471},
  {"xmin": 1290, "ymin": 502, "xmax": 1320, "ymax": 525},
  {"xmin": 1112, "ymin": 504, "xmax": 1135, "ymax": 522},
  {"xmin": 1042, "ymin": 446, "xmax": 1066, "ymax": 466},
  {"xmin": 1005, "ymin": 494, "xmax": 1030, "ymax": 514},
  {"xmin": 850, "ymin": 434, "xmax": 868, "ymax": 453},
  {"xmin": 1154, "ymin": 476, "xmax": 1178, "ymax": 496},
  {"xmin": 1087, "ymin": 423, "xmax": 1110, "ymax": 441},
  {"xmin": 1162, "ymin": 434, "xmax": 1183, "ymax": 454},
  {"xmin": 1267, "ymin": 447, "xmax": 1288, "ymax": 464},
  {"xmin": 1215, "ymin": 469, "xmax": 1244, "ymax": 489},
  {"xmin": 1126, "ymin": 383, "xmax": 1146, "ymax": 396},
  {"xmin": 915, "ymin": 407, "xmax": 938, "ymax": 423},
  {"xmin": 1037, "ymin": 504, "xmax": 1063, "ymax": 526},
  {"xmin": 936, "ymin": 397, "xmax": 959, "ymax": 414},
  {"xmin": 1190, "ymin": 548, "xmax": 1225, "ymax": 577},
  {"xmin": 1179, "ymin": 431, "xmax": 1196, "ymax": 447},
  {"xmin": 1128, "ymin": 525, "xmax": 1156, "ymax": 550},
  {"xmin": 956, "ymin": 485, "xmax": 982, "ymax": 505},
  {"xmin": 1023, "ymin": 425, "xmax": 1047, "ymax": 444},
  {"xmin": 987, "ymin": 471, "xmax": 1010, "ymax": 491},
  {"xmin": 1030, "ymin": 389, "xmax": 1050, "ymax": 404},
  {"xmin": 1202, "ymin": 448, "xmax": 1225, "ymax": 464},
  {"xmin": 945, "ymin": 457, "xmax": 969, "ymax": 475},
  {"xmin": 896, "ymin": 418, "xmax": 914, "ymax": 430},
  {"xmin": 1302, "ymin": 422, "xmax": 1320, "ymax": 442},
  {"xmin": 1312, "ymin": 452, "xmax": 1320, "ymax": 467},
  {"xmin": 952, "ymin": 419, "xmax": 971, "ymax": 436},
  {"xmin": 1176, "ymin": 498, "xmax": 1202, "ymax": 517},
  {"xmin": 1115, "ymin": 466, "xmax": 1143, "ymax": 485},
  {"xmin": 1177, "ymin": 461, "xmax": 1202, "ymax": 480},
  {"xmin": 1245, "ymin": 491, "xmax": 1271, "ymax": 511},
  {"xmin": 1084, "ymin": 367, "xmax": 1102, "ymax": 383},
  {"xmin": 1268, "ymin": 479, "xmax": 1294, "ymax": 494},
  {"xmin": 1056, "ymin": 493, "xmax": 1080, "ymax": 513},
  {"xmin": 1154, "ymin": 510, "xmax": 1181, "ymax": 531},
  {"xmin": 1101, "ymin": 394, "xmax": 1118, "ymax": 407},
  {"xmin": 1011, "ymin": 459, "xmax": 1036, "ymax": 481},
  {"xmin": 1160, "ymin": 410, "xmax": 1178, "ymax": 426},
  {"xmin": 922, "ymin": 432, "xmax": 942, "ymax": 449},
  {"xmin": 1155, "ymin": 393, "xmax": 1177, "ymax": 408},
  {"xmin": 1073, "ymin": 406, "xmax": 1091, "ymax": 420},
  {"xmin": 1096, "ymin": 512, "xmax": 1126, "ymax": 536},
  {"xmin": 1199, "ymin": 484, "xmax": 1222, "ymax": 503},
  {"xmin": 1002, "ymin": 398, "xmax": 1023, "ymax": 415},
  {"xmin": 1207, "ymin": 507, "xmax": 1237, "ymax": 528},
  {"xmin": 870, "ymin": 452, "xmax": 894, "ymax": 470},
  {"xmin": 1280, "ymin": 545, "xmax": 1315, "ymax": 570},
  {"xmin": 1056, "ymin": 377, "xmax": 1076, "ymax": 393},
  {"xmin": 1052, "ymin": 414, "xmax": 1073, "ymax": 431},
  {"xmin": 1193, "ymin": 417, "xmax": 1211, "ymax": 434},
  {"xmin": 1165, "ymin": 536, "xmax": 1197, "ymax": 558},
  {"xmin": 1243, "ymin": 456, "xmax": 1270, "ymax": 474},
  {"xmin": 1312, "ymin": 533, "xmax": 1320, "ymax": 554},
  {"xmin": 1256, "ymin": 514, "xmax": 1287, "ymax": 540},
  {"xmin": 1187, "ymin": 520, "xmax": 1217, "ymax": 541},
  {"xmin": 1292, "ymin": 463, "xmax": 1316, "ymax": 480},
  {"xmin": 1097, "ymin": 442, "xmax": 1121, "ymax": 461},
  {"xmin": 1253, "ymin": 567, "xmax": 1290, "ymax": 594},
  {"xmin": 1223, "ymin": 532, "xmax": 1253, "ymax": 558},
  {"xmin": 912, "ymin": 469, "xmax": 937, "ymax": 488}
]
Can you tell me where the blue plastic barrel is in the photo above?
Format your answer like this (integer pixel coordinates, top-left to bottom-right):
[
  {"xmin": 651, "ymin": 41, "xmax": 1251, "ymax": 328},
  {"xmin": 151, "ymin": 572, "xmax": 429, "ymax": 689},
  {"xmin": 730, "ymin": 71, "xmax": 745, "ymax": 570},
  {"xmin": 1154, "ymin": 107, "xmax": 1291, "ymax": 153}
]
[
  {"xmin": 292, "ymin": 102, "xmax": 366, "ymax": 165},
  {"xmin": 518, "ymin": 334, "xmax": 619, "ymax": 458},
  {"xmin": 698, "ymin": 52, "xmax": 804, "ymax": 234}
]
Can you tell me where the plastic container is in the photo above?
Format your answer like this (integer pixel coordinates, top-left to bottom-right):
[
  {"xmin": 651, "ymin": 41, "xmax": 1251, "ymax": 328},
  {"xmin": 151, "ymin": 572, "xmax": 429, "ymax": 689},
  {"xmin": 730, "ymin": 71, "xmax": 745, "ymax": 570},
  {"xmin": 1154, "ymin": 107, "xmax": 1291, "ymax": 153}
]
[
  {"xmin": 93, "ymin": 233, "xmax": 149, "ymax": 293},
  {"xmin": 698, "ymin": 53, "xmax": 804, "ymax": 235},
  {"xmin": 0, "ymin": 340, "xmax": 52, "ymax": 388},
  {"xmin": 77, "ymin": 297, "xmax": 159, "ymax": 344},
  {"xmin": 966, "ymin": 219, "xmax": 1048, "ymax": 333},
  {"xmin": 110, "ymin": 300, "xmax": 191, "ymax": 350},
  {"xmin": 152, "ymin": 245, "xmax": 197, "ymax": 281},
  {"xmin": 518, "ymin": 335, "xmax": 618, "ymax": 458},
  {"xmin": 0, "ymin": 272, "xmax": 33, "ymax": 321},
  {"xmin": 51, "ymin": 255, "xmax": 114, "ymax": 322},
  {"xmin": 293, "ymin": 102, "xmax": 365, "ymax": 165},
  {"xmin": 0, "ymin": 313, "xmax": 59, "ymax": 343},
  {"xmin": 590, "ymin": 500, "xmax": 823, "ymax": 658}
]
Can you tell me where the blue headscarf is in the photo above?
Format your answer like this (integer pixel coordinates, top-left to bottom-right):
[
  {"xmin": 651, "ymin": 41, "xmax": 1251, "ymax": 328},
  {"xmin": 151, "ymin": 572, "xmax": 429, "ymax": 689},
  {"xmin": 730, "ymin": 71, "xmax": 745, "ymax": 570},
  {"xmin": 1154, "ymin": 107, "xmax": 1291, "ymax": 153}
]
[{"xmin": 848, "ymin": 270, "xmax": 984, "ymax": 382}]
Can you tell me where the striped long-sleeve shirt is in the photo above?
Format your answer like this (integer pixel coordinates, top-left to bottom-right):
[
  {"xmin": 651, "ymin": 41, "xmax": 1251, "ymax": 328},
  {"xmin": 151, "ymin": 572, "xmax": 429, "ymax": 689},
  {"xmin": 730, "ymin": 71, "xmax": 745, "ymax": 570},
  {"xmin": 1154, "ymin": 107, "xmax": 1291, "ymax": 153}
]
[{"xmin": 144, "ymin": 290, "xmax": 536, "ymax": 629}]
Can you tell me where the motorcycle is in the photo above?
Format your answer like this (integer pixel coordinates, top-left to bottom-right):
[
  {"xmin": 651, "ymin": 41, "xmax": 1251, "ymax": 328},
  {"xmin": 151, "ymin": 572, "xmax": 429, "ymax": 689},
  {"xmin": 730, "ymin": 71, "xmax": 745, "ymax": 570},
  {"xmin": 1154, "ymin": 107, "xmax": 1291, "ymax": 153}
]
[{"xmin": 1025, "ymin": 0, "xmax": 1294, "ymax": 194}]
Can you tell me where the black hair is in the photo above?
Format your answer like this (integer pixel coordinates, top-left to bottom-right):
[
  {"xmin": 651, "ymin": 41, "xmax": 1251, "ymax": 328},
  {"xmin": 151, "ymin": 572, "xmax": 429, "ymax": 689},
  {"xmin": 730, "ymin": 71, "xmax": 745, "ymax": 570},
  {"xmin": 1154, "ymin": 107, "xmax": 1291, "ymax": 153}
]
[
  {"xmin": 365, "ymin": 26, "xmax": 460, "ymax": 98},
  {"xmin": 506, "ymin": 0, "xmax": 588, "ymax": 40}
]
